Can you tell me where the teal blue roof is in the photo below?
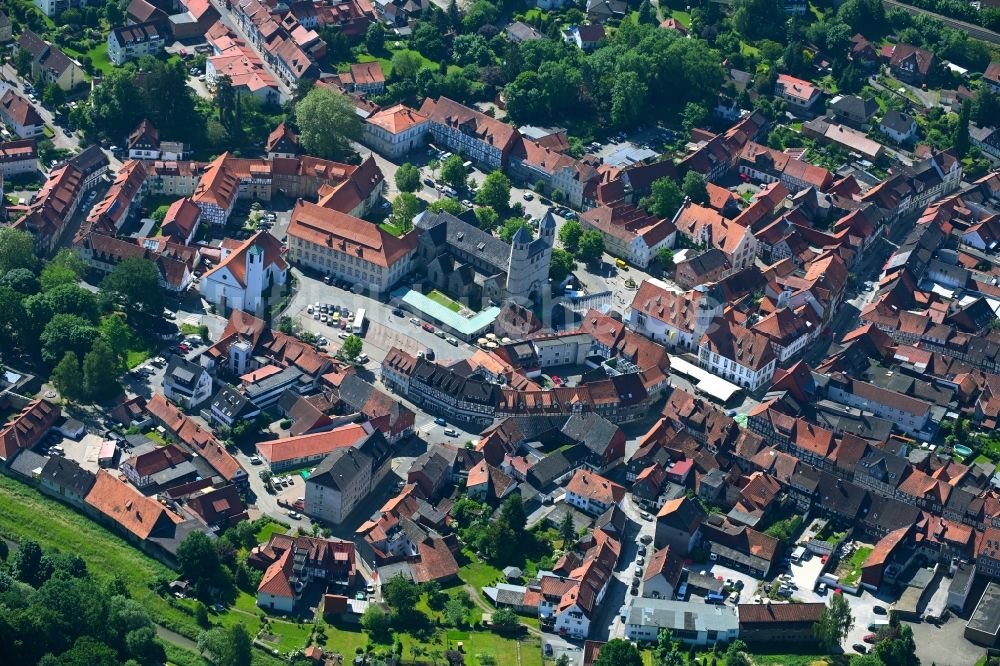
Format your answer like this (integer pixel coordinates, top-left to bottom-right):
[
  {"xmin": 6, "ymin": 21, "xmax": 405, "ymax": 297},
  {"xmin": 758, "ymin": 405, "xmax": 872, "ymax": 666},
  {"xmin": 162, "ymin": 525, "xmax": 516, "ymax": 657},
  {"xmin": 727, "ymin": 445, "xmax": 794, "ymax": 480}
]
[{"xmin": 394, "ymin": 289, "xmax": 500, "ymax": 336}]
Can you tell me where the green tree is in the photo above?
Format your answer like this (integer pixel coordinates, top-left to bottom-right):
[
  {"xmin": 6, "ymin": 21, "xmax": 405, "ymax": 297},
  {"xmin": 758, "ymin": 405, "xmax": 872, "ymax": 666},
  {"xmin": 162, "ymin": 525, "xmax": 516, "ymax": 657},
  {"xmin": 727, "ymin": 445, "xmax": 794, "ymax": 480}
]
[
  {"xmin": 40, "ymin": 314, "xmax": 97, "ymax": 365},
  {"xmin": 295, "ymin": 86, "xmax": 363, "ymax": 158},
  {"xmin": 873, "ymin": 623, "xmax": 918, "ymax": 666},
  {"xmin": 341, "ymin": 334, "xmax": 363, "ymax": 361},
  {"xmin": 475, "ymin": 206, "xmax": 500, "ymax": 231},
  {"xmin": 390, "ymin": 192, "xmax": 421, "ymax": 232},
  {"xmin": 395, "ymin": 163, "xmax": 421, "ymax": 193},
  {"xmin": 594, "ymin": 639, "xmax": 643, "ymax": 666},
  {"xmin": 197, "ymin": 624, "xmax": 252, "ymax": 666},
  {"xmin": 956, "ymin": 99, "xmax": 971, "ymax": 158},
  {"xmin": 44, "ymin": 283, "xmax": 99, "ymax": 322},
  {"xmin": 0, "ymin": 227, "xmax": 38, "ymax": 275},
  {"xmin": 366, "ymin": 21, "xmax": 387, "ymax": 54},
  {"xmin": 490, "ymin": 607, "xmax": 520, "ymax": 629},
  {"xmin": 177, "ymin": 531, "xmax": 232, "ymax": 600},
  {"xmin": 440, "ymin": 155, "xmax": 468, "ymax": 190},
  {"xmin": 195, "ymin": 601, "xmax": 210, "ymax": 627},
  {"xmin": 682, "ymin": 102, "xmax": 709, "ymax": 132},
  {"xmin": 0, "ymin": 287, "xmax": 26, "ymax": 347},
  {"xmin": 611, "ymin": 72, "xmax": 647, "ymax": 129},
  {"xmin": 576, "ymin": 230, "xmax": 605, "ymax": 265},
  {"xmin": 681, "ymin": 172, "xmax": 710, "ymax": 205},
  {"xmin": 429, "ymin": 198, "xmax": 465, "ymax": 215},
  {"xmin": 41, "ymin": 249, "xmax": 88, "ymax": 291},
  {"xmin": 444, "ymin": 598, "xmax": 466, "ymax": 626},
  {"xmin": 638, "ymin": 0, "xmax": 657, "ymax": 24},
  {"xmin": 655, "ymin": 248, "xmax": 675, "ymax": 271},
  {"xmin": 476, "ymin": 171, "xmax": 512, "ymax": 211},
  {"xmin": 83, "ymin": 339, "xmax": 119, "ymax": 400},
  {"xmin": 100, "ymin": 258, "xmax": 164, "ymax": 319},
  {"xmin": 51, "ymin": 351, "xmax": 83, "ymax": 400},
  {"xmin": 391, "ymin": 50, "xmax": 423, "ymax": 81},
  {"xmin": 559, "ymin": 511, "xmax": 576, "ymax": 549},
  {"xmin": 360, "ymin": 604, "xmax": 391, "ymax": 636},
  {"xmin": 499, "ymin": 218, "xmax": 532, "ymax": 243},
  {"xmin": 43, "ymin": 83, "xmax": 66, "ymax": 109},
  {"xmin": 11, "ymin": 540, "xmax": 45, "ymax": 586},
  {"xmin": 814, "ymin": 591, "xmax": 854, "ymax": 651},
  {"xmin": 99, "ymin": 315, "xmax": 132, "ymax": 364},
  {"xmin": 0, "ymin": 268, "xmax": 39, "ymax": 294},
  {"xmin": 383, "ymin": 573, "xmax": 420, "ymax": 613},
  {"xmin": 500, "ymin": 493, "xmax": 526, "ymax": 535},
  {"xmin": 14, "ymin": 48, "xmax": 33, "ymax": 77},
  {"xmin": 644, "ymin": 177, "xmax": 684, "ymax": 219},
  {"xmin": 125, "ymin": 626, "xmax": 165, "ymax": 666},
  {"xmin": 558, "ymin": 219, "xmax": 583, "ymax": 253},
  {"xmin": 549, "ymin": 248, "xmax": 577, "ymax": 283}
]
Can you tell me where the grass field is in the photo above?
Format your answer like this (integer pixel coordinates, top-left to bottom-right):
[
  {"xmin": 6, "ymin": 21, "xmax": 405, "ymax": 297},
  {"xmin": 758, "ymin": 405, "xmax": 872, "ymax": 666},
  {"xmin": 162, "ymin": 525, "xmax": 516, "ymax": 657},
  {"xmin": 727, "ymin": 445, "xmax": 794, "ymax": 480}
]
[
  {"xmin": 86, "ymin": 42, "xmax": 114, "ymax": 77},
  {"xmin": 0, "ymin": 474, "xmax": 200, "ymax": 638},
  {"xmin": 145, "ymin": 429, "xmax": 170, "ymax": 446},
  {"xmin": 458, "ymin": 554, "xmax": 503, "ymax": 590},
  {"xmin": 838, "ymin": 546, "xmax": 873, "ymax": 586},
  {"xmin": 427, "ymin": 290, "xmax": 462, "ymax": 313},
  {"xmin": 126, "ymin": 348, "xmax": 151, "ymax": 369},
  {"xmin": 379, "ymin": 220, "xmax": 409, "ymax": 237},
  {"xmin": 254, "ymin": 520, "xmax": 288, "ymax": 544},
  {"xmin": 669, "ymin": 9, "xmax": 692, "ymax": 26},
  {"xmin": 260, "ymin": 620, "xmax": 313, "ymax": 652}
]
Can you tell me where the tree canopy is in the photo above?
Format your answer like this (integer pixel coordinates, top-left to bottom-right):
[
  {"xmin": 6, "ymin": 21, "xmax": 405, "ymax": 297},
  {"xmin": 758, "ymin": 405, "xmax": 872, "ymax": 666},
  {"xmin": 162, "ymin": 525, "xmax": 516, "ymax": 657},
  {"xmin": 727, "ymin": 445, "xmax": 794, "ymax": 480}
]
[{"xmin": 295, "ymin": 86, "xmax": 363, "ymax": 158}]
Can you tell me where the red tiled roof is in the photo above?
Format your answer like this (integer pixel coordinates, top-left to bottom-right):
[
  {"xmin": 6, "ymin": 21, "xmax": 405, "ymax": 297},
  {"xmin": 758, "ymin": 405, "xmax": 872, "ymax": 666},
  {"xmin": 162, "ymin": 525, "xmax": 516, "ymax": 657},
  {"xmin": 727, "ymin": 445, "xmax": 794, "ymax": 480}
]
[{"xmin": 255, "ymin": 422, "xmax": 371, "ymax": 464}]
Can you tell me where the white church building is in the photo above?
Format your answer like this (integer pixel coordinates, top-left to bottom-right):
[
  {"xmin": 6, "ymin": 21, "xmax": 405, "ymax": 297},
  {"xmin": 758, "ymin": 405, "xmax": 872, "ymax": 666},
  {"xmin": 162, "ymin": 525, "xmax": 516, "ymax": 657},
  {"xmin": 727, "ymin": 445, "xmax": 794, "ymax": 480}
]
[{"xmin": 200, "ymin": 231, "xmax": 288, "ymax": 316}]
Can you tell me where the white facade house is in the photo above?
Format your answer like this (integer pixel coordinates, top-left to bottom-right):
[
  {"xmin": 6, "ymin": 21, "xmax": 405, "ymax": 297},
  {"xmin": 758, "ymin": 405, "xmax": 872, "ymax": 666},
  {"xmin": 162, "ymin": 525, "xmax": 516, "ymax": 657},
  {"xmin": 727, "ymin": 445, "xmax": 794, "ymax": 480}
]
[
  {"xmin": 624, "ymin": 599, "xmax": 739, "ymax": 645},
  {"xmin": 879, "ymin": 111, "xmax": 918, "ymax": 144},
  {"xmin": 162, "ymin": 356, "xmax": 214, "ymax": 409},
  {"xmin": 107, "ymin": 22, "xmax": 165, "ymax": 66},
  {"xmin": 363, "ymin": 104, "xmax": 429, "ymax": 159},
  {"xmin": 199, "ymin": 231, "xmax": 288, "ymax": 316},
  {"xmin": 698, "ymin": 321, "xmax": 778, "ymax": 393},
  {"xmin": 627, "ymin": 281, "xmax": 724, "ymax": 352},
  {"xmin": 305, "ymin": 447, "xmax": 372, "ymax": 525}
]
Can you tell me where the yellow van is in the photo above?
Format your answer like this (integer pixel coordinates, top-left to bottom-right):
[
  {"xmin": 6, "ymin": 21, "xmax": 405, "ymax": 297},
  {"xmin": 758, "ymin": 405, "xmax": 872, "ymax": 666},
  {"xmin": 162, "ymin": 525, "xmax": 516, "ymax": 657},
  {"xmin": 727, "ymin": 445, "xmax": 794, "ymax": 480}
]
[{"xmin": 615, "ymin": 258, "xmax": 628, "ymax": 270}]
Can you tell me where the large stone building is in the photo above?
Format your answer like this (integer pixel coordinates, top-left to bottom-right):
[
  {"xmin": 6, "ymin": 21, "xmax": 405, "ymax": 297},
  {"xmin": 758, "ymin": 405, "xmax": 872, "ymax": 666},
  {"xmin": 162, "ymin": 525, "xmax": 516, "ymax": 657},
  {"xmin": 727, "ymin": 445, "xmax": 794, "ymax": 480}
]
[
  {"xmin": 414, "ymin": 210, "xmax": 554, "ymax": 307},
  {"xmin": 304, "ymin": 431, "xmax": 392, "ymax": 524}
]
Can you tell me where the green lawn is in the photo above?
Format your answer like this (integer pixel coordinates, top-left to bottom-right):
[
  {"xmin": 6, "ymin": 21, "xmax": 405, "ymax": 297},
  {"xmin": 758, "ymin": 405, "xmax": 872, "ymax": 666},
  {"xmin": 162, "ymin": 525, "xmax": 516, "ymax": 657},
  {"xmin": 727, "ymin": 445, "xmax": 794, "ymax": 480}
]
[
  {"xmin": 145, "ymin": 429, "xmax": 170, "ymax": 446},
  {"xmin": 458, "ymin": 554, "xmax": 503, "ymax": 590},
  {"xmin": 321, "ymin": 623, "xmax": 370, "ymax": 658},
  {"xmin": 126, "ymin": 348, "xmax": 150, "ymax": 368},
  {"xmin": 357, "ymin": 47, "xmax": 446, "ymax": 79},
  {"xmin": 427, "ymin": 290, "xmax": 462, "ymax": 313},
  {"xmin": 838, "ymin": 546, "xmax": 873, "ymax": 586},
  {"xmin": 259, "ymin": 619, "xmax": 313, "ymax": 652},
  {"xmin": 669, "ymin": 9, "xmax": 692, "ymax": 26},
  {"xmin": 379, "ymin": 220, "xmax": 409, "ymax": 237},
  {"xmin": 255, "ymin": 520, "xmax": 288, "ymax": 544},
  {"xmin": 86, "ymin": 42, "xmax": 113, "ymax": 76},
  {"xmin": 0, "ymin": 474, "xmax": 200, "ymax": 638}
]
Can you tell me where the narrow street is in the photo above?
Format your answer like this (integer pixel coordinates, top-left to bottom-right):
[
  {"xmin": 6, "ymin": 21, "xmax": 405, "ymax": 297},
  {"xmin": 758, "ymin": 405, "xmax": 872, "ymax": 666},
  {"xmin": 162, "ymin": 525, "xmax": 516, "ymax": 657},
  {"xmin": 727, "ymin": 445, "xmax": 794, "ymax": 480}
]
[{"xmin": 207, "ymin": 0, "xmax": 292, "ymax": 101}]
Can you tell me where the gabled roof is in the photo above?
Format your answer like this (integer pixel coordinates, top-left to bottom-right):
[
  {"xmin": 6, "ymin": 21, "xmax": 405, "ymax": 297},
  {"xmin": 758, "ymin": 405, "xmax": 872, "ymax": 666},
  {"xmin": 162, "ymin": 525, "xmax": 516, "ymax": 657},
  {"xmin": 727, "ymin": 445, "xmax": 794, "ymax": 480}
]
[
  {"xmin": 85, "ymin": 470, "xmax": 183, "ymax": 540},
  {"xmin": 202, "ymin": 230, "xmax": 287, "ymax": 288}
]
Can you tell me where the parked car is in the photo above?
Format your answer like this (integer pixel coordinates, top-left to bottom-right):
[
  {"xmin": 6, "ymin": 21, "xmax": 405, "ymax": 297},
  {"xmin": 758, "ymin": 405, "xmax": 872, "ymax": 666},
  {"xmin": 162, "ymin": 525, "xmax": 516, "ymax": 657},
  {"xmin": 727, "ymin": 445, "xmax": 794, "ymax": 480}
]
[
  {"xmin": 410, "ymin": 317, "xmax": 420, "ymax": 325},
  {"xmin": 287, "ymin": 511, "xmax": 301, "ymax": 519},
  {"xmin": 435, "ymin": 417, "xmax": 447, "ymax": 426},
  {"xmin": 392, "ymin": 307, "xmax": 404, "ymax": 317},
  {"xmin": 873, "ymin": 606, "xmax": 887, "ymax": 615},
  {"xmin": 421, "ymin": 323, "xmax": 435, "ymax": 333},
  {"xmin": 444, "ymin": 428, "xmax": 458, "ymax": 437},
  {"xmin": 853, "ymin": 645, "xmax": 868, "ymax": 654},
  {"xmin": 863, "ymin": 633, "xmax": 876, "ymax": 644}
]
